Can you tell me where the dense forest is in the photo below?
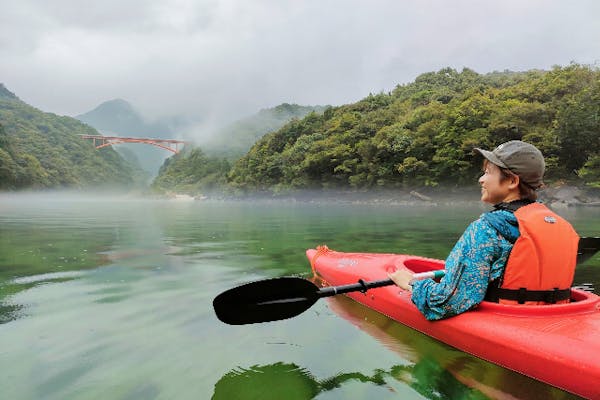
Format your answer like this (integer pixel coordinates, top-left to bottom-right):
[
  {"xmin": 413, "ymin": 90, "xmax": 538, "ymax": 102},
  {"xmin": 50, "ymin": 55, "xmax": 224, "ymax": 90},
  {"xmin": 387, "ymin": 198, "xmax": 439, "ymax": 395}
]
[
  {"xmin": 226, "ymin": 64, "xmax": 600, "ymax": 192},
  {"xmin": 0, "ymin": 84, "xmax": 143, "ymax": 190}
]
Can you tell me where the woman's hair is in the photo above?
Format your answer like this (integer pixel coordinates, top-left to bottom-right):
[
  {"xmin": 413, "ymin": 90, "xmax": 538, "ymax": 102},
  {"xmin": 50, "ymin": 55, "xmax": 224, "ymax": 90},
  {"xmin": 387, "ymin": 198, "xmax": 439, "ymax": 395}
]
[{"xmin": 484, "ymin": 160, "xmax": 538, "ymax": 201}]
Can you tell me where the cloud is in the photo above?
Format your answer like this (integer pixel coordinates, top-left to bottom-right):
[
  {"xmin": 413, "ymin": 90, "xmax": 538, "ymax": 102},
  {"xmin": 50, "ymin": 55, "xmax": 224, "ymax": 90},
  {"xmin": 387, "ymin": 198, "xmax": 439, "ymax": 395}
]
[{"xmin": 1, "ymin": 0, "xmax": 599, "ymax": 127}]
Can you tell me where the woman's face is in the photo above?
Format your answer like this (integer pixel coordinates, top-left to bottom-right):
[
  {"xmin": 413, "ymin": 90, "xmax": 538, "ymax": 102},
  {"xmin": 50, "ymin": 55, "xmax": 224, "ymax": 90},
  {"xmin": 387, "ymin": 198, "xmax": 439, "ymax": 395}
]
[{"xmin": 478, "ymin": 162, "xmax": 519, "ymax": 204}]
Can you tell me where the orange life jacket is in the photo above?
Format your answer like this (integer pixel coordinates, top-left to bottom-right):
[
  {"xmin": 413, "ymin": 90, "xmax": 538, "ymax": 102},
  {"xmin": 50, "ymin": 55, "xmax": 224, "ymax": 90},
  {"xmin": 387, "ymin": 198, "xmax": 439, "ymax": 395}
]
[{"xmin": 486, "ymin": 202, "xmax": 579, "ymax": 305}]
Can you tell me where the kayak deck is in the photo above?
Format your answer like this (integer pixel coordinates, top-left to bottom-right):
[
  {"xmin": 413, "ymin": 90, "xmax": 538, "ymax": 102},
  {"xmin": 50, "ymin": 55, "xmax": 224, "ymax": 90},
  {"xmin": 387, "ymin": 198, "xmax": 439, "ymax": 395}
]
[{"xmin": 307, "ymin": 247, "xmax": 600, "ymax": 398}]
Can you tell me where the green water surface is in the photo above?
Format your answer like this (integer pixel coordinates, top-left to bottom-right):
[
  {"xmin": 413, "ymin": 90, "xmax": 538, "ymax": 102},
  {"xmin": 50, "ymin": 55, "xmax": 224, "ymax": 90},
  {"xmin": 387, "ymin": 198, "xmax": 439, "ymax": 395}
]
[{"xmin": 0, "ymin": 193, "xmax": 597, "ymax": 399}]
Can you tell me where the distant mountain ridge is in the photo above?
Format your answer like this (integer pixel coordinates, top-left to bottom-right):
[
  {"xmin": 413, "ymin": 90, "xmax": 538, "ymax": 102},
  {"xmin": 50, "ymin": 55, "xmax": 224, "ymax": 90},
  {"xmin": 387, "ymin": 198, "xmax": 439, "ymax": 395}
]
[
  {"xmin": 76, "ymin": 99, "xmax": 181, "ymax": 137},
  {"xmin": 77, "ymin": 99, "xmax": 146, "ymax": 134},
  {"xmin": 0, "ymin": 84, "xmax": 20, "ymax": 101}
]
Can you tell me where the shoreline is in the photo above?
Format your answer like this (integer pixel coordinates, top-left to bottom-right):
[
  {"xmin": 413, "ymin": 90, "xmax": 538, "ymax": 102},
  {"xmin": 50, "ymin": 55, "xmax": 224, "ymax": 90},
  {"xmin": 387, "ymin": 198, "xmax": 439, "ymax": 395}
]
[
  {"xmin": 2, "ymin": 184, "xmax": 599, "ymax": 207},
  {"xmin": 214, "ymin": 184, "xmax": 600, "ymax": 207}
]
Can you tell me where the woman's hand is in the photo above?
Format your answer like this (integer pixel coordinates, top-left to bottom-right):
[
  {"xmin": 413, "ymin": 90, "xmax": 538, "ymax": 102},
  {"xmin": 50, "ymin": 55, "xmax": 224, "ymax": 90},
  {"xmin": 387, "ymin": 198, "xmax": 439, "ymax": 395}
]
[{"xmin": 388, "ymin": 268, "xmax": 414, "ymax": 292}]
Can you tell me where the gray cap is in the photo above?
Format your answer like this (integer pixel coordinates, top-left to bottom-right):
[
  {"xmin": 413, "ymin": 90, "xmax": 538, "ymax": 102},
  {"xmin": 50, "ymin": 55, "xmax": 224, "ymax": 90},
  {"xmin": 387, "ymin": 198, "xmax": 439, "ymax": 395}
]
[{"xmin": 474, "ymin": 140, "xmax": 545, "ymax": 189}]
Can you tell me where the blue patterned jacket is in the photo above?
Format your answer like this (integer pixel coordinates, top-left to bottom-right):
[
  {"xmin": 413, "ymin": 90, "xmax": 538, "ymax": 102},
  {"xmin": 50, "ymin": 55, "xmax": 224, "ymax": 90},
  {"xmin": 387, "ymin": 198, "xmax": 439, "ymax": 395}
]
[{"xmin": 411, "ymin": 210, "xmax": 520, "ymax": 320}]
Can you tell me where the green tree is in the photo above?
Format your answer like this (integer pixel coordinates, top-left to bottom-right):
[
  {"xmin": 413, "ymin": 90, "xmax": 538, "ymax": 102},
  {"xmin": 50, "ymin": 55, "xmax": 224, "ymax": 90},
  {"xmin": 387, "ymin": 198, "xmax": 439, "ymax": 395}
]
[
  {"xmin": 555, "ymin": 82, "xmax": 600, "ymax": 175},
  {"xmin": 0, "ymin": 148, "xmax": 16, "ymax": 189},
  {"xmin": 578, "ymin": 154, "xmax": 600, "ymax": 188}
]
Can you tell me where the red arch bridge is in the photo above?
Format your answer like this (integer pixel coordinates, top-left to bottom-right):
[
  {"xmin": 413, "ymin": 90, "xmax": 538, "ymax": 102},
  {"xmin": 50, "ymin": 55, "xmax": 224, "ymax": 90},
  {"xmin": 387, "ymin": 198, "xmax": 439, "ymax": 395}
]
[{"xmin": 80, "ymin": 135, "xmax": 190, "ymax": 154}]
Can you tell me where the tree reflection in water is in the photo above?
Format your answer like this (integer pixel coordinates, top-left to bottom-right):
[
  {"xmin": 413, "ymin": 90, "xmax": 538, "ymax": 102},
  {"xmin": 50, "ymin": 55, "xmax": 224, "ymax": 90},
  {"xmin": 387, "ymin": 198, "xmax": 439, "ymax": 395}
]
[
  {"xmin": 212, "ymin": 296, "xmax": 580, "ymax": 400},
  {"xmin": 212, "ymin": 359, "xmax": 489, "ymax": 400}
]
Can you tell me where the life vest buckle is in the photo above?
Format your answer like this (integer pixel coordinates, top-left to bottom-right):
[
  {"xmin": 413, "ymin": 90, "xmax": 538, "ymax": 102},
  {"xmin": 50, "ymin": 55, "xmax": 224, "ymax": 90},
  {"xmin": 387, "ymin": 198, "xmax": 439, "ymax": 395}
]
[
  {"xmin": 546, "ymin": 288, "xmax": 560, "ymax": 304},
  {"xmin": 517, "ymin": 288, "xmax": 527, "ymax": 304}
]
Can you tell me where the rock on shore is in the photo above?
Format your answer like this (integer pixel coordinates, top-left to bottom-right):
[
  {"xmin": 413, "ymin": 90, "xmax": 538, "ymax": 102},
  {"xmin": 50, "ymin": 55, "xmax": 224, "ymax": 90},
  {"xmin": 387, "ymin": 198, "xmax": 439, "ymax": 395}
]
[{"xmin": 541, "ymin": 185, "xmax": 600, "ymax": 208}]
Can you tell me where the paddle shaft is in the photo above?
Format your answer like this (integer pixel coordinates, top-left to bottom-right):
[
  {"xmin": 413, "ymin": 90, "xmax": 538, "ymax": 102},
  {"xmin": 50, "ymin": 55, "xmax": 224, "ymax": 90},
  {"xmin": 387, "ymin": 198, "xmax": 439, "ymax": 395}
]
[
  {"xmin": 317, "ymin": 270, "xmax": 446, "ymax": 298},
  {"xmin": 317, "ymin": 278, "xmax": 393, "ymax": 297}
]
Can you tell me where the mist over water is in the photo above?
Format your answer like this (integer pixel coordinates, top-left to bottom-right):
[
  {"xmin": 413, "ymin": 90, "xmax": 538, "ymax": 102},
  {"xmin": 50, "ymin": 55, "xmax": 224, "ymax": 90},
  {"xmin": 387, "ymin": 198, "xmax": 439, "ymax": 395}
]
[{"xmin": 0, "ymin": 192, "xmax": 596, "ymax": 399}]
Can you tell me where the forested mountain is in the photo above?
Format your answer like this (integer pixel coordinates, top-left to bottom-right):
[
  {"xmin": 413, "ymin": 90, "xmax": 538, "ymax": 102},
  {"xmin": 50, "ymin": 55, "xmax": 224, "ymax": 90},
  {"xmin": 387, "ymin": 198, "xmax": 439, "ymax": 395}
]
[
  {"xmin": 76, "ymin": 99, "xmax": 188, "ymax": 178},
  {"xmin": 229, "ymin": 65, "xmax": 600, "ymax": 192},
  {"xmin": 4, "ymin": 64, "xmax": 599, "ymax": 194},
  {"xmin": 201, "ymin": 103, "xmax": 327, "ymax": 159},
  {"xmin": 0, "ymin": 84, "xmax": 142, "ymax": 190},
  {"xmin": 151, "ymin": 103, "xmax": 326, "ymax": 194}
]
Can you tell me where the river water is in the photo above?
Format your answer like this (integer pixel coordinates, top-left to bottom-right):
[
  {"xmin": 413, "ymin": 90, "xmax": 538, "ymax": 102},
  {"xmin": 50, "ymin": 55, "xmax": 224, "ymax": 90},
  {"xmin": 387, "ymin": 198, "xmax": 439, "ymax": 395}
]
[{"xmin": 0, "ymin": 193, "xmax": 598, "ymax": 399}]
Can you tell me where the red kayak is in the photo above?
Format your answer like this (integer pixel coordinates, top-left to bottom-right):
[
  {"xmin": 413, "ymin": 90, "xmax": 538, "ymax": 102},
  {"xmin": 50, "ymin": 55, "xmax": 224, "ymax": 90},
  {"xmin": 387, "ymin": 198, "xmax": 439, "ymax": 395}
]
[{"xmin": 307, "ymin": 246, "xmax": 600, "ymax": 398}]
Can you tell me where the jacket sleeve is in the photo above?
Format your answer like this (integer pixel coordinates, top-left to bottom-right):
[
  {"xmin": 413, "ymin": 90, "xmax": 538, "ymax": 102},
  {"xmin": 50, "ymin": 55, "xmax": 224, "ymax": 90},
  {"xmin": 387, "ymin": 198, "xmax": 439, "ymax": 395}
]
[{"xmin": 410, "ymin": 217, "xmax": 513, "ymax": 320}]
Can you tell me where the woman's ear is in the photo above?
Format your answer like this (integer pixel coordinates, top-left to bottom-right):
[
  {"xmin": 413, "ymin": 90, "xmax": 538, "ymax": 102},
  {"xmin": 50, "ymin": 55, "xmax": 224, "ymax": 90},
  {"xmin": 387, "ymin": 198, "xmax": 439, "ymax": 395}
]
[{"xmin": 508, "ymin": 174, "xmax": 520, "ymax": 189}]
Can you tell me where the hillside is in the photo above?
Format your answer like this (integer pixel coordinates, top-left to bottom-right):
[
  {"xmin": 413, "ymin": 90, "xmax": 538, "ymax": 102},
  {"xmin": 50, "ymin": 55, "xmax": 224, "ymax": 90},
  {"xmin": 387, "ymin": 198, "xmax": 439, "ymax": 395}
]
[
  {"xmin": 0, "ymin": 84, "xmax": 141, "ymax": 190},
  {"xmin": 228, "ymin": 65, "xmax": 600, "ymax": 192},
  {"xmin": 202, "ymin": 103, "xmax": 327, "ymax": 160},
  {"xmin": 151, "ymin": 103, "xmax": 326, "ymax": 194},
  {"xmin": 151, "ymin": 147, "xmax": 230, "ymax": 195}
]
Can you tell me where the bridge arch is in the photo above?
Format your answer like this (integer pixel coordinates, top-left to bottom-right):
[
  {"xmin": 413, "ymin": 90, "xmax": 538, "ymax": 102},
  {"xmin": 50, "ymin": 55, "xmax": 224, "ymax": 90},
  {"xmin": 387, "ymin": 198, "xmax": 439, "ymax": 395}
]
[{"xmin": 81, "ymin": 135, "xmax": 190, "ymax": 154}]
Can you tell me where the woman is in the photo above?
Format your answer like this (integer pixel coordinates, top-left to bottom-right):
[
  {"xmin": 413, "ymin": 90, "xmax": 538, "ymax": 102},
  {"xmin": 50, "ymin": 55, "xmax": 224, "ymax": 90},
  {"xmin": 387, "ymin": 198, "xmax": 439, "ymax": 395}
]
[{"xmin": 389, "ymin": 140, "xmax": 579, "ymax": 320}]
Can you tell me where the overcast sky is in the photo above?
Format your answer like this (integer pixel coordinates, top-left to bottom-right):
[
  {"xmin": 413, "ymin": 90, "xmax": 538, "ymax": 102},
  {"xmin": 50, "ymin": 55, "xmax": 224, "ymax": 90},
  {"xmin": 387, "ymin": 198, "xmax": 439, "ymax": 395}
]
[{"xmin": 1, "ymin": 0, "xmax": 599, "ymax": 126}]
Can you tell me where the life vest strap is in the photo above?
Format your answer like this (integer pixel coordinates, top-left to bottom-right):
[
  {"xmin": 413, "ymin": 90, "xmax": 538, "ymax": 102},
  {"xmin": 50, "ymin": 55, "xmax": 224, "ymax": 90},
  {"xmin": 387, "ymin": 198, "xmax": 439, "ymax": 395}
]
[{"xmin": 485, "ymin": 285, "xmax": 571, "ymax": 304}]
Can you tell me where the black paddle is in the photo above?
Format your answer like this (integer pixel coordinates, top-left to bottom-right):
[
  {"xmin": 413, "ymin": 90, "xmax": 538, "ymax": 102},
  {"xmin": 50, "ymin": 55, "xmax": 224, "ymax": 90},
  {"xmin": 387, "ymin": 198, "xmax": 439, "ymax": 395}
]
[
  {"xmin": 214, "ymin": 237, "xmax": 600, "ymax": 325},
  {"xmin": 213, "ymin": 276, "xmax": 395, "ymax": 325},
  {"xmin": 214, "ymin": 270, "xmax": 446, "ymax": 325}
]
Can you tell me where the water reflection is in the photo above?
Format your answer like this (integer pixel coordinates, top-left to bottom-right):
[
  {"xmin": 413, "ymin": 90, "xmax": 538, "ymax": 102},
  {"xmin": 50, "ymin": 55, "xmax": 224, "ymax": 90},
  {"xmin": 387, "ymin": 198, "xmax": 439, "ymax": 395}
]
[
  {"xmin": 211, "ymin": 358, "xmax": 497, "ymax": 399},
  {"xmin": 212, "ymin": 363, "xmax": 320, "ymax": 399},
  {"xmin": 0, "ymin": 275, "xmax": 85, "ymax": 324},
  {"xmin": 0, "ymin": 302, "xmax": 25, "ymax": 324}
]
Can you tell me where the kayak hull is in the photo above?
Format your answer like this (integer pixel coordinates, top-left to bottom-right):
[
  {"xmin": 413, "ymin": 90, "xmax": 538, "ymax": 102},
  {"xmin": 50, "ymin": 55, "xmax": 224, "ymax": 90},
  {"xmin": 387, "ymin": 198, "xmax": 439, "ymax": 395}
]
[{"xmin": 307, "ymin": 247, "xmax": 600, "ymax": 398}]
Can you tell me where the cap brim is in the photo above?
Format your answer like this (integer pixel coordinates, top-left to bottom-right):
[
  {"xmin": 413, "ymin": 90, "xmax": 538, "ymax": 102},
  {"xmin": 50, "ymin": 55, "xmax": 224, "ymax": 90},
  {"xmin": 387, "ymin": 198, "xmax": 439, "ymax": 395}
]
[{"xmin": 474, "ymin": 148, "xmax": 509, "ymax": 169}]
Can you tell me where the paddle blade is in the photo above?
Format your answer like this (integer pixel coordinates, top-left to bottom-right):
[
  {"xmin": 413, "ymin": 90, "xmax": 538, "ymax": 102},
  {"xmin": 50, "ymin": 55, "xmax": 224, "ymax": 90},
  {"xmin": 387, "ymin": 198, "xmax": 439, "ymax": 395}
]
[{"xmin": 213, "ymin": 277, "xmax": 320, "ymax": 325}]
